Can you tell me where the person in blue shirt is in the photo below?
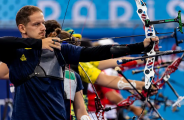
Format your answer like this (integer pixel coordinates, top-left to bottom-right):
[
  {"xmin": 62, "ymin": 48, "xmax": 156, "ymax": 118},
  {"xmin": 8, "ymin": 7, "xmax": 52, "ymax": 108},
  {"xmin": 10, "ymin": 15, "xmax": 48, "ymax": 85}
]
[{"xmin": 0, "ymin": 5, "xmax": 159, "ymax": 120}]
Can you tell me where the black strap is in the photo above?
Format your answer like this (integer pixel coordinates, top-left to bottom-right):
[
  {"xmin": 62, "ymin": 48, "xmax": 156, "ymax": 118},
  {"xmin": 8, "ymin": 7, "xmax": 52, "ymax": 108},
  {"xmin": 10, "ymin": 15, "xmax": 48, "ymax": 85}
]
[{"xmin": 14, "ymin": 65, "xmax": 64, "ymax": 87}]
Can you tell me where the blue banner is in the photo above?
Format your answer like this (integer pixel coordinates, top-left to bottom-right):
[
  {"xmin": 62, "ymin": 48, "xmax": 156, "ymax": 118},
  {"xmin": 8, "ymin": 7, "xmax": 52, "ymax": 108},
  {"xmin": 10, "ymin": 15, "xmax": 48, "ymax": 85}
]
[{"xmin": 0, "ymin": 0, "xmax": 184, "ymax": 28}]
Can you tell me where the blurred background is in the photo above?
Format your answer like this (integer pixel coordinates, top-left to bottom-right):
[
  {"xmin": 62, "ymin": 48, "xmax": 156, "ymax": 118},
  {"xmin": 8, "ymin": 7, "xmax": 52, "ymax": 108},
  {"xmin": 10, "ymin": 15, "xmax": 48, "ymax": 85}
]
[{"xmin": 0, "ymin": 0, "xmax": 184, "ymax": 120}]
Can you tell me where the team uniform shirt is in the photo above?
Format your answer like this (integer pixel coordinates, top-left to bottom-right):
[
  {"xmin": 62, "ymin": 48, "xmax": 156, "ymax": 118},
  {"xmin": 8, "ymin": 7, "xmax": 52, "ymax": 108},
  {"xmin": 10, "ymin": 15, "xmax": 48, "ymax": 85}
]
[
  {"xmin": 5, "ymin": 44, "xmax": 82, "ymax": 120},
  {"xmin": 78, "ymin": 62, "xmax": 101, "ymax": 84}
]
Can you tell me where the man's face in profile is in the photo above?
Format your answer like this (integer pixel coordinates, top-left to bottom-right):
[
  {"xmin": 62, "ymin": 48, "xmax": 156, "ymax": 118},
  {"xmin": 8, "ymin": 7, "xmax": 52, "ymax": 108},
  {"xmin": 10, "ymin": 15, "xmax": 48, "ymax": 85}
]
[{"xmin": 24, "ymin": 11, "xmax": 46, "ymax": 39}]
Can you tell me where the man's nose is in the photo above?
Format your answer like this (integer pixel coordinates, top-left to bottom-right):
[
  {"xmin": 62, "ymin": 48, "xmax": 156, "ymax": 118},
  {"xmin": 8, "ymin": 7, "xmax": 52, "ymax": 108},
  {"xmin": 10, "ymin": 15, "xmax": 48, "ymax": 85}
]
[{"xmin": 41, "ymin": 23, "xmax": 46, "ymax": 30}]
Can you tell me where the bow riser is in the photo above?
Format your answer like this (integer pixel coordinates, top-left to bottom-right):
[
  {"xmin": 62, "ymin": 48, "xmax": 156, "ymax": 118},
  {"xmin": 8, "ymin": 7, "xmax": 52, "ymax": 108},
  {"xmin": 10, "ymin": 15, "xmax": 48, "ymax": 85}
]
[{"xmin": 135, "ymin": 0, "xmax": 157, "ymax": 90}]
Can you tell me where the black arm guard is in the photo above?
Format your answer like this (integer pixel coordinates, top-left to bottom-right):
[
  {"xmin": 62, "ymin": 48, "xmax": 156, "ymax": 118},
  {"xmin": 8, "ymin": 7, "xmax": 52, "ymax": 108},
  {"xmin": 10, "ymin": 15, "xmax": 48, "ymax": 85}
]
[
  {"xmin": 110, "ymin": 42, "xmax": 145, "ymax": 57},
  {"xmin": 110, "ymin": 45, "xmax": 130, "ymax": 57}
]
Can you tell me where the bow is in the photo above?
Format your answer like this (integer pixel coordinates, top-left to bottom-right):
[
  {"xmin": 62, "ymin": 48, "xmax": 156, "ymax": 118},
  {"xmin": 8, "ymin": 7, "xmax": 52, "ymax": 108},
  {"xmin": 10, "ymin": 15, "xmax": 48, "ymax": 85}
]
[
  {"xmin": 132, "ymin": 0, "xmax": 184, "ymax": 99},
  {"xmin": 127, "ymin": 0, "xmax": 183, "ymax": 92},
  {"xmin": 115, "ymin": 0, "xmax": 184, "ymax": 119}
]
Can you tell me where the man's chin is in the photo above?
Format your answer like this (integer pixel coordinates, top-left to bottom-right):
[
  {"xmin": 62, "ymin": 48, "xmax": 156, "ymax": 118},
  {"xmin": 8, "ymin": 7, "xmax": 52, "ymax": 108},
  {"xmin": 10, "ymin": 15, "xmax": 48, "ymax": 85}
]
[
  {"xmin": 38, "ymin": 36, "xmax": 46, "ymax": 39},
  {"xmin": 41, "ymin": 36, "xmax": 46, "ymax": 39}
]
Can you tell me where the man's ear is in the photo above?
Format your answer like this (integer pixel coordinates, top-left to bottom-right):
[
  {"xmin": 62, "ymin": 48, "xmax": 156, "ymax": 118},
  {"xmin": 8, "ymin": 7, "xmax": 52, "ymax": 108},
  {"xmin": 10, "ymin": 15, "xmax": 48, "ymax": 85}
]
[{"xmin": 18, "ymin": 24, "xmax": 26, "ymax": 34}]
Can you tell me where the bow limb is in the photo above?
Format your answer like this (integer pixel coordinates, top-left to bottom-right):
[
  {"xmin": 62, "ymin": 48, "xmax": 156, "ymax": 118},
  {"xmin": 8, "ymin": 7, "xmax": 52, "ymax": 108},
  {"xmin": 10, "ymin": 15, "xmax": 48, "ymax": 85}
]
[
  {"xmin": 153, "ymin": 53, "xmax": 184, "ymax": 107},
  {"xmin": 154, "ymin": 53, "xmax": 184, "ymax": 89}
]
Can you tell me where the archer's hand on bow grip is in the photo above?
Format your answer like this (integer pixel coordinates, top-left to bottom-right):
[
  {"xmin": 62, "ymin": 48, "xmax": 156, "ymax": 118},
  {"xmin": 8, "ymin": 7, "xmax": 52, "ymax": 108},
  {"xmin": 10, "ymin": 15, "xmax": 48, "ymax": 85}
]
[
  {"xmin": 143, "ymin": 36, "xmax": 159, "ymax": 48},
  {"xmin": 42, "ymin": 37, "xmax": 61, "ymax": 51}
]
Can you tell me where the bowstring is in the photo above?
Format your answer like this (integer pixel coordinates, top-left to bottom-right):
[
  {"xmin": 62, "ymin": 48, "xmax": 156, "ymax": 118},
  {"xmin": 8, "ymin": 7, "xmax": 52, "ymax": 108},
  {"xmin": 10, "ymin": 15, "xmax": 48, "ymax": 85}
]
[
  {"xmin": 61, "ymin": 0, "xmax": 71, "ymax": 29},
  {"xmin": 60, "ymin": 0, "xmax": 89, "ymax": 118},
  {"xmin": 60, "ymin": 0, "xmax": 100, "ymax": 119}
]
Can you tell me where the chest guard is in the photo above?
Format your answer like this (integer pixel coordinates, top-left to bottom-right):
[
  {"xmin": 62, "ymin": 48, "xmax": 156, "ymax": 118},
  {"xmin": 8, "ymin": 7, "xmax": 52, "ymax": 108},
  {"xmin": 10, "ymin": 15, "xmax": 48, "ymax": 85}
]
[
  {"xmin": 34, "ymin": 49, "xmax": 64, "ymax": 80},
  {"xmin": 33, "ymin": 50, "xmax": 77, "ymax": 101}
]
